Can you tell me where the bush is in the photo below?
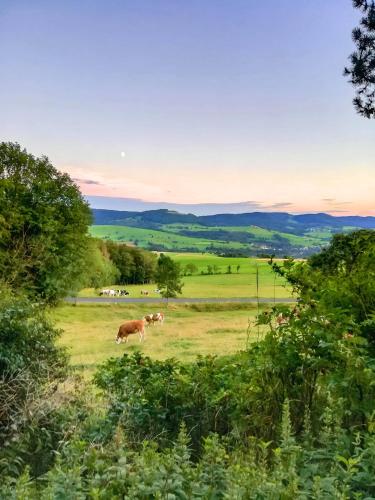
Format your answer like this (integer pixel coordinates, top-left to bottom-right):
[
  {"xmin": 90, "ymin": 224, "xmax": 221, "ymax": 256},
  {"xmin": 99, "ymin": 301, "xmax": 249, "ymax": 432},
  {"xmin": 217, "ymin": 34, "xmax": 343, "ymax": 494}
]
[{"xmin": 0, "ymin": 295, "xmax": 68, "ymax": 442}]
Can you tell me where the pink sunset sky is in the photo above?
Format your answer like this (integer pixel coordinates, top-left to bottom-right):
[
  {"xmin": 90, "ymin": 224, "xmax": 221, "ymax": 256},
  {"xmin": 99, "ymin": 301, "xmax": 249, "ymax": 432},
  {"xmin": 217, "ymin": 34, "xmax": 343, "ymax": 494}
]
[{"xmin": 65, "ymin": 162, "xmax": 374, "ymax": 216}]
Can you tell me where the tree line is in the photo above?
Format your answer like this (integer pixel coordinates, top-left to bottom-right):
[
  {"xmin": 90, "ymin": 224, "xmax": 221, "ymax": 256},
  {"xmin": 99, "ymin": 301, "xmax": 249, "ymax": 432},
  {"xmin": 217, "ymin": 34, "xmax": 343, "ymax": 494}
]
[{"xmin": 85, "ymin": 239, "xmax": 157, "ymax": 289}]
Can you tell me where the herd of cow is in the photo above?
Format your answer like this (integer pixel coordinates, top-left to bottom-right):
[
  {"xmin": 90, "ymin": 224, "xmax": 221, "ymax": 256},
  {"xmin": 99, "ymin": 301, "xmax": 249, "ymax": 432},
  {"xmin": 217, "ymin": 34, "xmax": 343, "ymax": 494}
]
[
  {"xmin": 99, "ymin": 288, "xmax": 161, "ymax": 297},
  {"xmin": 100, "ymin": 289, "xmax": 129, "ymax": 297},
  {"xmin": 115, "ymin": 312, "xmax": 165, "ymax": 344}
]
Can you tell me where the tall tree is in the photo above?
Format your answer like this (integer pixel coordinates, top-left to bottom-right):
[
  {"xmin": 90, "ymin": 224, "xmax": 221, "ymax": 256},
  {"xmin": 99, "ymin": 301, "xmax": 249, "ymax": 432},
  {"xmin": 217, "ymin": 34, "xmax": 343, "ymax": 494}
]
[
  {"xmin": 155, "ymin": 253, "xmax": 183, "ymax": 300},
  {"xmin": 345, "ymin": 0, "xmax": 375, "ymax": 118},
  {"xmin": 0, "ymin": 142, "xmax": 92, "ymax": 302}
]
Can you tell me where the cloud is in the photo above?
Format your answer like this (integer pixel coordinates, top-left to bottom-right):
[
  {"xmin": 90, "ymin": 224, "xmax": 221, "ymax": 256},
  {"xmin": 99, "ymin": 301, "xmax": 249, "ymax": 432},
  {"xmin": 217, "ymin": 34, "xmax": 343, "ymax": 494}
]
[
  {"xmin": 327, "ymin": 209, "xmax": 350, "ymax": 213},
  {"xmin": 86, "ymin": 196, "xmax": 266, "ymax": 215},
  {"xmin": 266, "ymin": 202, "xmax": 293, "ymax": 209},
  {"xmin": 72, "ymin": 177, "xmax": 102, "ymax": 186},
  {"xmin": 322, "ymin": 198, "xmax": 352, "ymax": 207}
]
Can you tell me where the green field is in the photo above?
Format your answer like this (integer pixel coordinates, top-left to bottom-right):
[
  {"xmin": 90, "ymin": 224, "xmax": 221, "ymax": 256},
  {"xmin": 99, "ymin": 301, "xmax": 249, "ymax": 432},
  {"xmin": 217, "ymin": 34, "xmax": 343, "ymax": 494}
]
[
  {"xmin": 54, "ymin": 302, "xmax": 270, "ymax": 374},
  {"xmin": 78, "ymin": 253, "xmax": 293, "ymax": 299},
  {"xmin": 89, "ymin": 223, "xmax": 328, "ymax": 256},
  {"xmin": 161, "ymin": 223, "xmax": 324, "ymax": 246},
  {"xmin": 89, "ymin": 225, "xmax": 248, "ymax": 251}
]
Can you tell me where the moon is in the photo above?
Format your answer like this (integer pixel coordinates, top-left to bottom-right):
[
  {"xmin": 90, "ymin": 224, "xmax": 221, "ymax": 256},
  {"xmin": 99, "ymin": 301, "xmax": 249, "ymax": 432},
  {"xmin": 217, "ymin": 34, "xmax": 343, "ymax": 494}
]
[{"xmin": 120, "ymin": 151, "xmax": 125, "ymax": 158}]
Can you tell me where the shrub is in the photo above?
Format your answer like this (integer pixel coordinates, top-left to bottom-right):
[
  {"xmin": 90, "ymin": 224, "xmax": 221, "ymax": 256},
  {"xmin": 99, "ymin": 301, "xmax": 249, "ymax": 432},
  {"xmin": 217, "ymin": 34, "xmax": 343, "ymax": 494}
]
[{"xmin": 0, "ymin": 295, "xmax": 68, "ymax": 447}]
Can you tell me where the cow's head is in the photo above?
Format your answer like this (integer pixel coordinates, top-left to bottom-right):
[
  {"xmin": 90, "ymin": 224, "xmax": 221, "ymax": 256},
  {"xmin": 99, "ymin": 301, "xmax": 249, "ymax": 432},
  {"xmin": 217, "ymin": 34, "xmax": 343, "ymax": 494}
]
[{"xmin": 115, "ymin": 335, "xmax": 121, "ymax": 344}]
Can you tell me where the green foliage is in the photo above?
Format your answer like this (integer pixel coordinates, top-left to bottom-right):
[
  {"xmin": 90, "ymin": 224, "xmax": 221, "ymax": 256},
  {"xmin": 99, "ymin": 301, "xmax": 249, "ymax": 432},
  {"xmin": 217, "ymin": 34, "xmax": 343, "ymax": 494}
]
[
  {"xmin": 155, "ymin": 253, "xmax": 184, "ymax": 299},
  {"xmin": 345, "ymin": 0, "xmax": 375, "ymax": 118},
  {"xmin": 106, "ymin": 240, "xmax": 157, "ymax": 284},
  {"xmin": 0, "ymin": 295, "xmax": 67, "ymax": 385},
  {"xmin": 79, "ymin": 239, "xmax": 120, "ymax": 290},
  {"xmin": 3, "ymin": 400, "xmax": 375, "ymax": 498},
  {"xmin": 94, "ymin": 353, "xmax": 235, "ymax": 451},
  {"xmin": 273, "ymin": 230, "xmax": 375, "ymax": 349},
  {"xmin": 0, "ymin": 296, "xmax": 68, "ymax": 437},
  {"xmin": 183, "ymin": 262, "xmax": 198, "ymax": 276},
  {"xmin": 0, "ymin": 142, "xmax": 92, "ymax": 303}
]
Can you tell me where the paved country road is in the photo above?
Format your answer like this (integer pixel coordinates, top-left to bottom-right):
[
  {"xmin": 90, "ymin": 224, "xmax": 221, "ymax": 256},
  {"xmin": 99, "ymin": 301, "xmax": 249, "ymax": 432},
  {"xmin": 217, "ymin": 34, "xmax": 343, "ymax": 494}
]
[{"xmin": 66, "ymin": 297, "xmax": 296, "ymax": 304}]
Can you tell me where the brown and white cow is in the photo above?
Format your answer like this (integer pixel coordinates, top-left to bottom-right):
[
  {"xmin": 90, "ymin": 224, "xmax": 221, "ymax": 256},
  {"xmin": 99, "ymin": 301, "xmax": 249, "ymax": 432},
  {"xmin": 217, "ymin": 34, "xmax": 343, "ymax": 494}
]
[
  {"xmin": 153, "ymin": 312, "xmax": 164, "ymax": 324},
  {"xmin": 144, "ymin": 314, "xmax": 154, "ymax": 326},
  {"xmin": 115, "ymin": 319, "xmax": 146, "ymax": 344},
  {"xmin": 145, "ymin": 312, "xmax": 165, "ymax": 326},
  {"xmin": 143, "ymin": 312, "xmax": 164, "ymax": 326},
  {"xmin": 276, "ymin": 313, "xmax": 288, "ymax": 327}
]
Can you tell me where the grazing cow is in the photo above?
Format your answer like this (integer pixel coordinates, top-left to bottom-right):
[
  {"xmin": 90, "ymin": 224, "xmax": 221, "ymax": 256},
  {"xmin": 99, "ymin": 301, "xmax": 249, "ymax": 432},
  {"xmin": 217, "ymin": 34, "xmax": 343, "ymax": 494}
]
[
  {"xmin": 144, "ymin": 314, "xmax": 154, "ymax": 326},
  {"xmin": 141, "ymin": 290, "xmax": 149, "ymax": 296},
  {"xmin": 119, "ymin": 289, "xmax": 129, "ymax": 296},
  {"xmin": 143, "ymin": 312, "xmax": 164, "ymax": 326},
  {"xmin": 116, "ymin": 320, "xmax": 146, "ymax": 344},
  {"xmin": 99, "ymin": 289, "xmax": 116, "ymax": 297},
  {"xmin": 153, "ymin": 312, "xmax": 164, "ymax": 324}
]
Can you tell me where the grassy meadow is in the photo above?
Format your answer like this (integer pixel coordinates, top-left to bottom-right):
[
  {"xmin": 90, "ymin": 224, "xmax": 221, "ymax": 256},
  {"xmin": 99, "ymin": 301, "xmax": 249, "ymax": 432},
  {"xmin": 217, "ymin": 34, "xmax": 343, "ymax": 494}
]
[
  {"xmin": 89, "ymin": 223, "xmax": 328, "ymax": 255},
  {"xmin": 53, "ymin": 302, "xmax": 270, "ymax": 375},
  {"xmin": 90, "ymin": 224, "xmax": 247, "ymax": 251},
  {"xmin": 78, "ymin": 253, "xmax": 293, "ymax": 299}
]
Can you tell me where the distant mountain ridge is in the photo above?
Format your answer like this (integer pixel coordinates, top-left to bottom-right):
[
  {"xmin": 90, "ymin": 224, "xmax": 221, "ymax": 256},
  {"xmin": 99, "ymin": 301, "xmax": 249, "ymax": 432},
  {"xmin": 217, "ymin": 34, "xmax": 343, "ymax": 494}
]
[{"xmin": 92, "ymin": 209, "xmax": 375, "ymax": 235}]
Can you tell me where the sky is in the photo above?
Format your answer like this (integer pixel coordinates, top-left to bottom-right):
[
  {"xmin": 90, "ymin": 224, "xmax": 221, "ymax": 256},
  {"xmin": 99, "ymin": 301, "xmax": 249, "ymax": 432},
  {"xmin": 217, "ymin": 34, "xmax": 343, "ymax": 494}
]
[{"xmin": 0, "ymin": 0, "xmax": 374, "ymax": 215}]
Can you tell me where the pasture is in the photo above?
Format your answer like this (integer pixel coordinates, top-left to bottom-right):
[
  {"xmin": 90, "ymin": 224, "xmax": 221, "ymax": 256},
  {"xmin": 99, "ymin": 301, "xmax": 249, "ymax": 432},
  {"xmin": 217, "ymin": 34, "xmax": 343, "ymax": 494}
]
[
  {"xmin": 78, "ymin": 253, "xmax": 293, "ymax": 299},
  {"xmin": 90, "ymin": 224, "xmax": 246, "ymax": 252},
  {"xmin": 89, "ymin": 222, "xmax": 328, "ymax": 255},
  {"xmin": 53, "ymin": 302, "xmax": 270, "ymax": 374}
]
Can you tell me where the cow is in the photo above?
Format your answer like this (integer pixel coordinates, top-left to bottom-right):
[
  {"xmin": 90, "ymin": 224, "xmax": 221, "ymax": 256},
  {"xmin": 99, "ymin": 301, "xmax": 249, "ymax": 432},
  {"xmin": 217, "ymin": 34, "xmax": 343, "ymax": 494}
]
[
  {"xmin": 144, "ymin": 312, "xmax": 164, "ymax": 326},
  {"xmin": 99, "ymin": 289, "xmax": 116, "ymax": 297},
  {"xmin": 276, "ymin": 313, "xmax": 288, "ymax": 327},
  {"xmin": 119, "ymin": 289, "xmax": 130, "ymax": 296},
  {"xmin": 115, "ymin": 320, "xmax": 146, "ymax": 344},
  {"xmin": 144, "ymin": 314, "xmax": 154, "ymax": 326},
  {"xmin": 141, "ymin": 290, "xmax": 149, "ymax": 296},
  {"xmin": 153, "ymin": 312, "xmax": 164, "ymax": 324}
]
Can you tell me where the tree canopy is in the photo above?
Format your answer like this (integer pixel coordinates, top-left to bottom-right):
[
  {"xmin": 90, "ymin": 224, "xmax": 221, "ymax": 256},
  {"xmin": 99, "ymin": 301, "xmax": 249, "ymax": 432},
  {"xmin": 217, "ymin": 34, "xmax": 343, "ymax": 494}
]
[
  {"xmin": 272, "ymin": 230, "xmax": 375, "ymax": 348},
  {"xmin": 155, "ymin": 253, "xmax": 184, "ymax": 299},
  {"xmin": 345, "ymin": 0, "xmax": 375, "ymax": 118},
  {"xmin": 0, "ymin": 142, "xmax": 92, "ymax": 302}
]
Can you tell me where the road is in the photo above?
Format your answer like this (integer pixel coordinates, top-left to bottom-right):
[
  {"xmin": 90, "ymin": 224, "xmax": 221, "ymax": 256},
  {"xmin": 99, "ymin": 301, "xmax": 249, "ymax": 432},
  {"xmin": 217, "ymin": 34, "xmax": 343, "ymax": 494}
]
[{"xmin": 66, "ymin": 297, "xmax": 296, "ymax": 304}]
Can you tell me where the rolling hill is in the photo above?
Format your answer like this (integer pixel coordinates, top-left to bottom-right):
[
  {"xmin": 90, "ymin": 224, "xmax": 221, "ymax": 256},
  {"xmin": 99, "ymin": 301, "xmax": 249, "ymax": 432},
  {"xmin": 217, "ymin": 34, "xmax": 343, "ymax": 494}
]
[{"xmin": 90, "ymin": 209, "xmax": 375, "ymax": 257}]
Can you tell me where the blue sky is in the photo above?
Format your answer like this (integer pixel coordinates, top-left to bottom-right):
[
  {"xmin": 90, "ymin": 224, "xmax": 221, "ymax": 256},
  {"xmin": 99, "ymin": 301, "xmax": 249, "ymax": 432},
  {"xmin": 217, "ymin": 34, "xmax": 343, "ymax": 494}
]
[{"xmin": 1, "ymin": 0, "xmax": 373, "ymax": 214}]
